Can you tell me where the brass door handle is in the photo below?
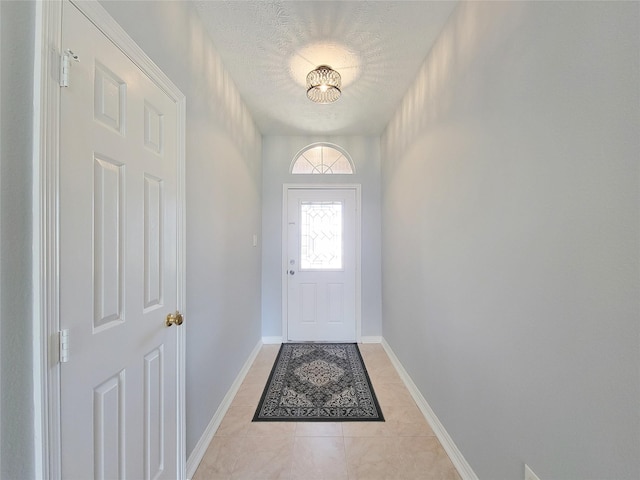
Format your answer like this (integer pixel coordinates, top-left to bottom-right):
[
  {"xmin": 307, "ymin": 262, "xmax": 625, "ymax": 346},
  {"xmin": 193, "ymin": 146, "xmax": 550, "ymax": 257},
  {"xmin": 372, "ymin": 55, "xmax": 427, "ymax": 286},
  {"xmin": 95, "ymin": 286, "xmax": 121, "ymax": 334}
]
[{"xmin": 166, "ymin": 311, "xmax": 184, "ymax": 327}]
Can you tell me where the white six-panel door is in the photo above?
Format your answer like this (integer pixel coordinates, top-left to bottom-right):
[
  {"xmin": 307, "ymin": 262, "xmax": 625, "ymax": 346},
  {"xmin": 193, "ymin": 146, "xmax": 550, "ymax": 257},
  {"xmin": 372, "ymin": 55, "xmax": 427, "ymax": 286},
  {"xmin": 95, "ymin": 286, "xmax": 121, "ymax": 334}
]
[
  {"xmin": 286, "ymin": 188, "xmax": 358, "ymax": 342},
  {"xmin": 59, "ymin": 3, "xmax": 182, "ymax": 478}
]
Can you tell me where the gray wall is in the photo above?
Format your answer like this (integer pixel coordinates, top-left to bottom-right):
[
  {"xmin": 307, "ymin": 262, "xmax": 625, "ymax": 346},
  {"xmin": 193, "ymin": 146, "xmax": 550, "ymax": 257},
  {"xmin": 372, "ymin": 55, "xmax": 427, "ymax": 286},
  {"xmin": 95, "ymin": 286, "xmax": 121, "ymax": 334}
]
[
  {"xmin": 261, "ymin": 136, "xmax": 382, "ymax": 339},
  {"xmin": 0, "ymin": 1, "xmax": 36, "ymax": 478},
  {"xmin": 98, "ymin": 1, "xmax": 263, "ymax": 458},
  {"xmin": 381, "ymin": 2, "xmax": 639, "ymax": 479}
]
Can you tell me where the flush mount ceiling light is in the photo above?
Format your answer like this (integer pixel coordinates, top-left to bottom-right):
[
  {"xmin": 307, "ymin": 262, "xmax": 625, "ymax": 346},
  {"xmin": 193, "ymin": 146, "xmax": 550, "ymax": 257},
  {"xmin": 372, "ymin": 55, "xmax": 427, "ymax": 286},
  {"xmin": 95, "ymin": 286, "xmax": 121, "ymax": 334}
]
[{"xmin": 306, "ymin": 65, "xmax": 341, "ymax": 104}]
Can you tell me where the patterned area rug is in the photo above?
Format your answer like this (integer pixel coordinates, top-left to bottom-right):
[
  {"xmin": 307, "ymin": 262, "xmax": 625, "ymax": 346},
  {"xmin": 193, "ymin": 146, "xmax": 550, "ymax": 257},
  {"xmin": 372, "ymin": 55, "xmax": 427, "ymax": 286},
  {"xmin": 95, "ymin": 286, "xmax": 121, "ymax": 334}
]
[{"xmin": 253, "ymin": 343, "xmax": 384, "ymax": 422}]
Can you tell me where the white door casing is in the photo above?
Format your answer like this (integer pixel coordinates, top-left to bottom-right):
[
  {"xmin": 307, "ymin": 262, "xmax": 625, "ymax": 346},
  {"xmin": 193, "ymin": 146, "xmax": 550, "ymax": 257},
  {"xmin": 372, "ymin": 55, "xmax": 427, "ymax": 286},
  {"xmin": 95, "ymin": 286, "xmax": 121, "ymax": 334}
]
[
  {"xmin": 283, "ymin": 186, "xmax": 361, "ymax": 342},
  {"xmin": 35, "ymin": 1, "xmax": 186, "ymax": 478}
]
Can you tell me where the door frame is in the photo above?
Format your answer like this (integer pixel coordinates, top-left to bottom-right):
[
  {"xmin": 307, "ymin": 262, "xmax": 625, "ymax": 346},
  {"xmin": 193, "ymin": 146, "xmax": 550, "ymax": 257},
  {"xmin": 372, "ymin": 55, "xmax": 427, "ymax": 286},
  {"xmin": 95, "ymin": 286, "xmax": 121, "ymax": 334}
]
[
  {"xmin": 33, "ymin": 1, "xmax": 187, "ymax": 478},
  {"xmin": 281, "ymin": 184, "xmax": 362, "ymax": 343}
]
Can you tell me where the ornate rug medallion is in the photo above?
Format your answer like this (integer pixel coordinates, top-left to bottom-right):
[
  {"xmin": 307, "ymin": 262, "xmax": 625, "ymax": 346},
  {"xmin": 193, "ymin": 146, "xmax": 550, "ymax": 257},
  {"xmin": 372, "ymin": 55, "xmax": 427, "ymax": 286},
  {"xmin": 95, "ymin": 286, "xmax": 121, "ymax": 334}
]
[{"xmin": 253, "ymin": 343, "xmax": 384, "ymax": 422}]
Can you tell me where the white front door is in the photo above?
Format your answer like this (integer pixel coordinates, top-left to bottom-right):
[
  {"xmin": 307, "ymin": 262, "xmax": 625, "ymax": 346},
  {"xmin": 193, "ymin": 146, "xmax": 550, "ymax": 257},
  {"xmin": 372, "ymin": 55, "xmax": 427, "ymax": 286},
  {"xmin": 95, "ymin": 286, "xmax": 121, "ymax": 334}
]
[
  {"xmin": 286, "ymin": 188, "xmax": 358, "ymax": 342},
  {"xmin": 59, "ymin": 2, "xmax": 182, "ymax": 478}
]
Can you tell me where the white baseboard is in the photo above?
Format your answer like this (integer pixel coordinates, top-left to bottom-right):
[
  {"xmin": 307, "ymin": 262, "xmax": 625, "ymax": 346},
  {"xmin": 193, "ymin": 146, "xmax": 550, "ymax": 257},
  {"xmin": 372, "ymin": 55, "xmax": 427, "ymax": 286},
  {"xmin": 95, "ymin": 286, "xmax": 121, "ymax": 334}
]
[
  {"xmin": 261, "ymin": 336, "xmax": 283, "ymax": 344},
  {"xmin": 186, "ymin": 339, "xmax": 263, "ymax": 479},
  {"xmin": 381, "ymin": 338, "xmax": 479, "ymax": 480},
  {"xmin": 263, "ymin": 336, "xmax": 380, "ymax": 344},
  {"xmin": 359, "ymin": 335, "xmax": 382, "ymax": 344}
]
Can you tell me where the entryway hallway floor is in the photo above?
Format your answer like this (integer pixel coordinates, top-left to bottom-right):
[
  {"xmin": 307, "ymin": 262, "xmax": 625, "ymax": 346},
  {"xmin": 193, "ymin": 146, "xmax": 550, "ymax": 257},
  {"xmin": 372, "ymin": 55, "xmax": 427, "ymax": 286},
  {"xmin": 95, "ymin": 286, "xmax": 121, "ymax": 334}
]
[{"xmin": 193, "ymin": 343, "xmax": 461, "ymax": 480}]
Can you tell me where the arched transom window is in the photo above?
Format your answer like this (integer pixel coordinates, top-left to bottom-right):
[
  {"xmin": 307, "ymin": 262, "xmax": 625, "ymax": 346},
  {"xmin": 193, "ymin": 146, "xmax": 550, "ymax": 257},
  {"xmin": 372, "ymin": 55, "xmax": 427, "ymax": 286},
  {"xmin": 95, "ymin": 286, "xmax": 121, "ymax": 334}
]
[{"xmin": 291, "ymin": 143, "xmax": 355, "ymax": 174}]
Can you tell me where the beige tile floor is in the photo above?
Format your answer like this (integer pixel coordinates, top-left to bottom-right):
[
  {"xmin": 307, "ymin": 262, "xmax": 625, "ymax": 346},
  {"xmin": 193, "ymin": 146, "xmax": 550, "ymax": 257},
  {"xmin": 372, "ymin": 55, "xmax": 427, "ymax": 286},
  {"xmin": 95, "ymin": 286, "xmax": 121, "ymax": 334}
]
[{"xmin": 193, "ymin": 343, "xmax": 461, "ymax": 480}]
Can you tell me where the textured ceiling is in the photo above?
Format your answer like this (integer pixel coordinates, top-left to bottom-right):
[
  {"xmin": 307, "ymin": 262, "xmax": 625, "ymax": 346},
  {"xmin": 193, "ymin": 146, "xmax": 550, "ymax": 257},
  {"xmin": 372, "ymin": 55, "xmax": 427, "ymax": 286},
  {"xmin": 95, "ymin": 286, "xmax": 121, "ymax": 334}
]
[{"xmin": 193, "ymin": 1, "xmax": 458, "ymax": 136}]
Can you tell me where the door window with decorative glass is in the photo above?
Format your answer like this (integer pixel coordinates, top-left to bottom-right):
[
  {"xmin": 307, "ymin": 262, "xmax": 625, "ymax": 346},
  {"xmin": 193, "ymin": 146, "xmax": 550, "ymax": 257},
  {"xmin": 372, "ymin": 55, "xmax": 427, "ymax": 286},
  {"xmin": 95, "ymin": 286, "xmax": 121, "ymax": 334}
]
[{"xmin": 299, "ymin": 201, "xmax": 344, "ymax": 270}]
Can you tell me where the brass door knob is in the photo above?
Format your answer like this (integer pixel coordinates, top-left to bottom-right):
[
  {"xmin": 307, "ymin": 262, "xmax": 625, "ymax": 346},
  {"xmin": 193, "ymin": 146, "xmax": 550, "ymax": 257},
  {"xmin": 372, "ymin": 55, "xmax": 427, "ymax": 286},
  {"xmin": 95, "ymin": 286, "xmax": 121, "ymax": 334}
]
[{"xmin": 166, "ymin": 311, "xmax": 184, "ymax": 327}]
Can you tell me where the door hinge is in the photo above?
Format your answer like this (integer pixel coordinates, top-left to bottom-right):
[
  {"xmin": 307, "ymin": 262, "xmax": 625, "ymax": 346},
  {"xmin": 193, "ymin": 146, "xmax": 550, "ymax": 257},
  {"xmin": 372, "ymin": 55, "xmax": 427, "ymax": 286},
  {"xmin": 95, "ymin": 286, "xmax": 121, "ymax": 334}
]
[
  {"xmin": 60, "ymin": 49, "xmax": 79, "ymax": 87},
  {"xmin": 59, "ymin": 329, "xmax": 70, "ymax": 363}
]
